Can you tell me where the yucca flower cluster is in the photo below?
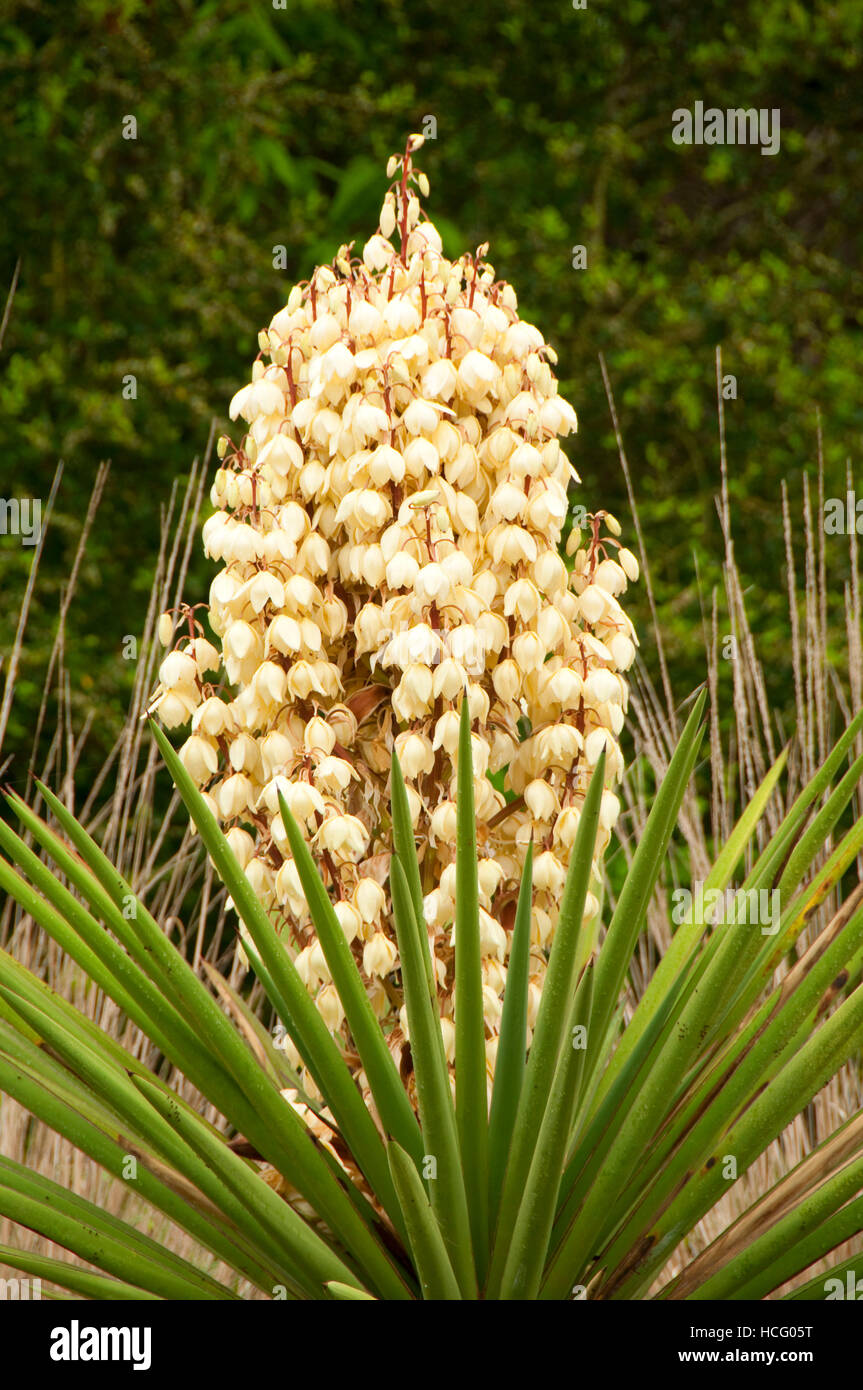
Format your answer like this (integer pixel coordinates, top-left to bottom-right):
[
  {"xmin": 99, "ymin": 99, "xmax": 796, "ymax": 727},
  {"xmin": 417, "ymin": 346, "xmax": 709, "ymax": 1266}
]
[{"xmin": 149, "ymin": 134, "xmax": 637, "ymax": 1106}]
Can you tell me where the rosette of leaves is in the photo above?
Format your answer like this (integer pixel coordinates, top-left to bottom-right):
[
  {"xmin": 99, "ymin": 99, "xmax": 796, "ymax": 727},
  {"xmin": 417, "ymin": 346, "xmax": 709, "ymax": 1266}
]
[{"xmin": 1, "ymin": 699, "xmax": 863, "ymax": 1299}]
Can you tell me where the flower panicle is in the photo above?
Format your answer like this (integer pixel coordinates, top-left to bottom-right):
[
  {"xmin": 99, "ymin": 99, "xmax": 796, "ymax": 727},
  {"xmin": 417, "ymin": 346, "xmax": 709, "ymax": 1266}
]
[{"xmin": 148, "ymin": 140, "xmax": 639, "ymax": 1107}]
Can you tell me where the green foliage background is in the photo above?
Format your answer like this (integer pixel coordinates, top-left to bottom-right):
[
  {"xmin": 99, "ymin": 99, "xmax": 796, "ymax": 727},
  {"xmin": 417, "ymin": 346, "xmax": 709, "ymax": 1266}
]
[{"xmin": 1, "ymin": 0, "xmax": 861, "ymax": 780}]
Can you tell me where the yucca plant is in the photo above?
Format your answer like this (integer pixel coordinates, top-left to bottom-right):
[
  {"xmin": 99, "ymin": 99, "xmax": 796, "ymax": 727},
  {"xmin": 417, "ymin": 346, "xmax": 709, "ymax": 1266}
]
[{"xmin": 1, "ymin": 692, "xmax": 863, "ymax": 1299}]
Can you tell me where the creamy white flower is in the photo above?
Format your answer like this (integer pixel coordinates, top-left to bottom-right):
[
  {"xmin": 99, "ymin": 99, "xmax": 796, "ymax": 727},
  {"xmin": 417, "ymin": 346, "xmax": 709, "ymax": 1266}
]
[
  {"xmin": 317, "ymin": 813, "xmax": 369, "ymax": 862},
  {"xmin": 217, "ymin": 773, "xmax": 254, "ymax": 820},
  {"xmin": 159, "ymin": 650, "xmax": 198, "ymax": 690},
  {"xmin": 363, "ymin": 932, "xmax": 399, "ymax": 979},
  {"xmin": 458, "ymin": 349, "xmax": 499, "ymax": 395},
  {"xmin": 150, "ymin": 689, "xmax": 199, "ymax": 728},
  {"xmin": 179, "ymin": 735, "xmax": 219, "ymax": 785}
]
